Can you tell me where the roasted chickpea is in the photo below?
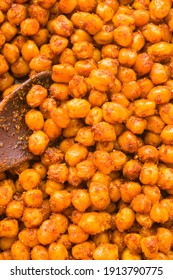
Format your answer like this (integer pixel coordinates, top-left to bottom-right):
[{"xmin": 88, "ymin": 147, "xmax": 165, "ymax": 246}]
[
  {"xmin": 11, "ymin": 240, "xmax": 30, "ymax": 260},
  {"xmin": 6, "ymin": 200, "xmax": 24, "ymax": 219},
  {"xmin": 114, "ymin": 207, "xmax": 135, "ymax": 232},
  {"xmin": 19, "ymin": 168, "xmax": 40, "ymax": 191},
  {"xmin": 31, "ymin": 245, "xmax": 49, "ymax": 260},
  {"xmin": 141, "ymin": 236, "xmax": 158, "ymax": 259}
]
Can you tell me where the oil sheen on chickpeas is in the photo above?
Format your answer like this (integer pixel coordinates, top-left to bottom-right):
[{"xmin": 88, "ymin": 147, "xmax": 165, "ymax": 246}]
[{"xmin": 1, "ymin": 0, "xmax": 173, "ymax": 261}]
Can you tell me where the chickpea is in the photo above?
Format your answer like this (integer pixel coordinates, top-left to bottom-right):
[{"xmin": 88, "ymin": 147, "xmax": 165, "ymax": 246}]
[
  {"xmin": 142, "ymin": 23, "xmax": 162, "ymax": 43},
  {"xmin": 2, "ymin": 43, "xmax": 19, "ymax": 65},
  {"xmin": 22, "ymin": 208, "xmax": 43, "ymax": 228},
  {"xmin": 20, "ymin": 18, "xmax": 40, "ymax": 36},
  {"xmin": 139, "ymin": 162, "xmax": 158, "ymax": 185},
  {"xmin": 149, "ymin": 0, "xmax": 171, "ymax": 21},
  {"xmin": 71, "ymin": 189, "xmax": 91, "ymax": 212},
  {"xmin": 93, "ymin": 150, "xmax": 114, "ymax": 175},
  {"xmin": 93, "ymin": 243, "xmax": 118, "ymax": 260},
  {"xmin": 150, "ymin": 63, "xmax": 169, "ymax": 85},
  {"xmin": 141, "ymin": 236, "xmax": 158, "ymax": 259},
  {"xmin": 124, "ymin": 233, "xmax": 142, "ymax": 254},
  {"xmin": 150, "ymin": 202, "xmax": 169, "ymax": 223},
  {"xmin": 0, "ymin": 219, "xmax": 18, "ymax": 238},
  {"xmin": 28, "ymin": 4, "xmax": 49, "ymax": 26},
  {"xmin": 7, "ymin": 4, "xmax": 26, "ymax": 26},
  {"xmin": 159, "ymin": 144, "xmax": 173, "ymax": 164},
  {"xmin": 74, "ymin": 58, "xmax": 97, "ymax": 77},
  {"xmin": 58, "ymin": 0, "xmax": 77, "ymax": 13},
  {"xmin": 0, "ymin": 182, "xmax": 13, "ymax": 206},
  {"xmin": 131, "ymin": 31, "xmax": 145, "ymax": 52},
  {"xmin": 121, "ymin": 247, "xmax": 141, "ymax": 260},
  {"xmin": 115, "ymin": 207, "xmax": 135, "ymax": 232},
  {"xmin": 76, "ymin": 160, "xmax": 96, "ymax": 180},
  {"xmin": 23, "ymin": 189, "xmax": 43, "ymax": 208},
  {"xmin": 59, "ymin": 48, "xmax": 76, "ymax": 66},
  {"xmin": 39, "ymin": 98, "xmax": 57, "ymax": 119},
  {"xmin": 92, "ymin": 122, "xmax": 116, "ymax": 142},
  {"xmin": 41, "ymin": 147, "xmax": 64, "ymax": 167},
  {"xmin": 29, "ymin": 54, "xmax": 52, "ymax": 72},
  {"xmin": 0, "ymin": 237, "xmax": 16, "ymax": 251},
  {"xmin": 157, "ymin": 168, "xmax": 173, "ymax": 190},
  {"xmin": 37, "ymin": 219, "xmax": 60, "ymax": 245},
  {"xmin": 48, "ymin": 243, "xmax": 68, "ymax": 260},
  {"xmin": 78, "ymin": 212, "xmax": 111, "ymax": 235},
  {"xmin": 117, "ymin": 66, "xmax": 136, "ymax": 83},
  {"xmin": 18, "ymin": 228, "xmax": 39, "ymax": 248},
  {"xmin": 48, "ymin": 164, "xmax": 68, "ymax": 184},
  {"xmin": 134, "ymin": 99, "xmax": 156, "ymax": 117},
  {"xmin": 89, "ymin": 182, "xmax": 110, "ymax": 210},
  {"xmin": 88, "ymin": 69, "xmax": 115, "ymax": 92},
  {"xmin": 114, "ymin": 25, "xmax": 133, "ymax": 47},
  {"xmin": 118, "ymin": 131, "xmax": 138, "ymax": 153},
  {"xmin": 160, "ymin": 125, "xmax": 173, "ymax": 144},
  {"xmin": 68, "ymin": 224, "xmax": 89, "ymax": 244},
  {"xmin": 72, "ymin": 241, "xmax": 96, "ymax": 260},
  {"xmin": 131, "ymin": 194, "xmax": 152, "ymax": 214},
  {"xmin": 157, "ymin": 228, "xmax": 172, "ymax": 254},
  {"xmin": 49, "ymin": 190, "xmax": 71, "ymax": 213},
  {"xmin": 102, "ymin": 102, "xmax": 128, "ymax": 124},
  {"xmin": 11, "ymin": 240, "xmax": 30, "ymax": 260},
  {"xmin": 31, "ymin": 245, "xmax": 49, "ymax": 260},
  {"xmin": 6, "ymin": 200, "xmax": 24, "ymax": 219},
  {"xmin": 28, "ymin": 130, "xmax": 49, "ymax": 155},
  {"xmin": 120, "ymin": 182, "xmax": 141, "ymax": 203},
  {"xmin": 136, "ymin": 213, "xmax": 153, "ymax": 228},
  {"xmin": 19, "ymin": 168, "xmax": 40, "ymax": 191},
  {"xmin": 65, "ymin": 143, "xmax": 88, "ymax": 167},
  {"xmin": 138, "ymin": 77, "xmax": 154, "ymax": 99},
  {"xmin": 52, "ymin": 64, "xmax": 77, "ymax": 83},
  {"xmin": 1, "ymin": 21, "xmax": 18, "ymax": 42},
  {"xmin": 50, "ymin": 213, "xmax": 68, "ymax": 234}
]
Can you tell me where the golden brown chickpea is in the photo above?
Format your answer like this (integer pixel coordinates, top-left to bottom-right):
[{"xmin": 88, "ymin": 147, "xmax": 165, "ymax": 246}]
[
  {"xmin": 68, "ymin": 75, "xmax": 88, "ymax": 98},
  {"xmin": 75, "ymin": 126, "xmax": 94, "ymax": 146},
  {"xmin": 114, "ymin": 207, "xmax": 135, "ymax": 232},
  {"xmin": 50, "ymin": 107, "xmax": 70, "ymax": 129},
  {"xmin": 78, "ymin": 212, "xmax": 111, "ymax": 235},
  {"xmin": 67, "ymin": 167, "xmax": 82, "ymax": 187},
  {"xmin": 93, "ymin": 23, "xmax": 114, "ymax": 45},
  {"xmin": 117, "ymin": 66, "xmax": 137, "ymax": 83},
  {"xmin": 141, "ymin": 235, "xmax": 158, "ymax": 259},
  {"xmin": 76, "ymin": 160, "xmax": 96, "ymax": 180},
  {"xmin": 114, "ymin": 25, "xmax": 133, "ymax": 47},
  {"xmin": 28, "ymin": 4, "xmax": 49, "ymax": 26},
  {"xmin": 150, "ymin": 202, "xmax": 169, "ymax": 223},
  {"xmin": 120, "ymin": 181, "xmax": 141, "ymax": 204},
  {"xmin": 2, "ymin": 43, "xmax": 19, "ymax": 64},
  {"xmin": 136, "ymin": 213, "xmax": 153, "ymax": 228},
  {"xmin": 52, "ymin": 15, "xmax": 74, "ymax": 37},
  {"xmin": 21, "ymin": 40, "xmax": 39, "ymax": 62},
  {"xmin": 41, "ymin": 147, "xmax": 64, "ymax": 167},
  {"xmin": 118, "ymin": 130, "xmax": 138, "ymax": 153},
  {"xmin": 1, "ymin": 21, "xmax": 18, "ymax": 42},
  {"xmin": 6, "ymin": 200, "xmax": 24, "ymax": 219},
  {"xmin": 31, "ymin": 245, "xmax": 49, "ymax": 260},
  {"xmin": 149, "ymin": 0, "xmax": 171, "ymax": 21},
  {"xmin": 20, "ymin": 18, "xmax": 40, "ymax": 36},
  {"xmin": 88, "ymin": 69, "xmax": 115, "ymax": 92},
  {"xmin": 93, "ymin": 243, "xmax": 118, "ymax": 260},
  {"xmin": 39, "ymin": 98, "xmax": 57, "ymax": 119},
  {"xmin": 150, "ymin": 63, "xmax": 169, "ymax": 85},
  {"xmin": 23, "ymin": 189, "xmax": 43, "ymax": 208},
  {"xmin": 93, "ymin": 150, "xmax": 114, "ymax": 175},
  {"xmin": 159, "ymin": 103, "xmax": 173, "ymax": 125},
  {"xmin": 124, "ymin": 233, "xmax": 142, "ymax": 254},
  {"xmin": 22, "ymin": 208, "xmax": 43, "ymax": 228},
  {"xmin": 142, "ymin": 23, "xmax": 162, "ymax": 43},
  {"xmin": 109, "ymin": 180, "xmax": 121, "ymax": 203},
  {"xmin": 134, "ymin": 53, "xmax": 153, "ymax": 76},
  {"xmin": 74, "ymin": 58, "xmax": 97, "ymax": 77},
  {"xmin": 25, "ymin": 109, "xmax": 44, "ymax": 131},
  {"xmin": 142, "ymin": 185, "xmax": 161, "ymax": 205},
  {"xmin": 49, "ymin": 83, "xmax": 68, "ymax": 101},
  {"xmin": 26, "ymin": 85, "xmax": 48, "ymax": 108},
  {"xmin": 29, "ymin": 54, "xmax": 52, "ymax": 72},
  {"xmin": 48, "ymin": 163, "xmax": 69, "ymax": 184},
  {"xmin": 131, "ymin": 194, "xmax": 152, "ymax": 214},
  {"xmin": 89, "ymin": 182, "xmax": 110, "ymax": 210},
  {"xmin": 112, "ymin": 12, "xmax": 135, "ymax": 28},
  {"xmin": 159, "ymin": 144, "xmax": 173, "ymax": 163},
  {"xmin": 121, "ymin": 247, "xmax": 142, "ymax": 260},
  {"xmin": 59, "ymin": 48, "xmax": 76, "ymax": 66},
  {"xmin": 0, "ymin": 237, "xmax": 16, "ymax": 251},
  {"xmin": 101, "ymin": 44, "xmax": 119, "ymax": 59},
  {"xmin": 147, "ymin": 41, "xmax": 173, "ymax": 62},
  {"xmin": 44, "ymin": 118, "xmax": 62, "ymax": 141},
  {"xmin": 131, "ymin": 30, "xmax": 145, "ymax": 52},
  {"xmin": 7, "ymin": 4, "xmax": 26, "ymax": 26},
  {"xmin": 32, "ymin": 28, "xmax": 49, "ymax": 47},
  {"xmin": 37, "ymin": 219, "xmax": 59, "ymax": 245},
  {"xmin": 71, "ymin": 29, "xmax": 93, "ymax": 44},
  {"xmin": 0, "ymin": 183, "xmax": 13, "ymax": 207},
  {"xmin": 160, "ymin": 125, "xmax": 173, "ymax": 144},
  {"xmin": 157, "ymin": 168, "xmax": 173, "ymax": 190},
  {"xmin": 68, "ymin": 224, "xmax": 89, "ymax": 243},
  {"xmin": 71, "ymin": 189, "xmax": 91, "ymax": 212},
  {"xmin": 137, "ymin": 77, "xmax": 154, "ymax": 99},
  {"xmin": 109, "ymin": 151, "xmax": 126, "ymax": 171},
  {"xmin": 0, "ymin": 219, "xmax": 18, "ymax": 238},
  {"xmin": 58, "ymin": 0, "xmax": 77, "ymax": 13},
  {"xmin": 49, "ymin": 190, "xmax": 71, "ymax": 213},
  {"xmin": 111, "ymin": 230, "xmax": 126, "ymax": 254},
  {"xmin": 102, "ymin": 102, "xmax": 128, "ymax": 124},
  {"xmin": 18, "ymin": 228, "xmax": 39, "ymax": 248},
  {"xmin": 77, "ymin": 0, "xmax": 96, "ymax": 12},
  {"xmin": 72, "ymin": 41, "xmax": 94, "ymax": 59},
  {"xmin": 11, "ymin": 57, "xmax": 30, "ymax": 78},
  {"xmin": 0, "ymin": 30, "xmax": 5, "ymax": 47},
  {"xmin": 65, "ymin": 143, "xmax": 88, "ymax": 167},
  {"xmin": 92, "ymin": 232, "xmax": 110, "ymax": 246},
  {"xmin": 50, "ymin": 213, "xmax": 69, "ymax": 234},
  {"xmin": 140, "ymin": 161, "xmax": 158, "ymax": 185},
  {"xmin": 85, "ymin": 107, "xmax": 103, "ymax": 125},
  {"xmin": 72, "ymin": 241, "xmax": 96, "ymax": 260},
  {"xmin": 28, "ymin": 130, "xmax": 49, "ymax": 155},
  {"xmin": 0, "ymin": 54, "xmax": 9, "ymax": 76},
  {"xmin": 126, "ymin": 115, "xmax": 147, "ymax": 134},
  {"xmin": 146, "ymin": 115, "xmax": 165, "ymax": 134},
  {"xmin": 96, "ymin": 2, "xmax": 114, "ymax": 22},
  {"xmin": 134, "ymin": 99, "xmax": 156, "ymax": 118},
  {"xmin": 137, "ymin": 145, "xmax": 159, "ymax": 163},
  {"xmin": 45, "ymin": 180, "xmax": 64, "ymax": 196},
  {"xmin": 157, "ymin": 228, "xmax": 172, "ymax": 254},
  {"xmin": 11, "ymin": 240, "xmax": 30, "ymax": 260},
  {"xmin": 134, "ymin": 9, "xmax": 149, "ymax": 27},
  {"xmin": 118, "ymin": 48, "xmax": 137, "ymax": 67},
  {"xmin": 48, "ymin": 243, "xmax": 68, "ymax": 260},
  {"xmin": 52, "ymin": 64, "xmax": 77, "ymax": 83},
  {"xmin": 49, "ymin": 35, "xmax": 68, "ymax": 55},
  {"xmin": 92, "ymin": 121, "xmax": 116, "ymax": 142},
  {"xmin": 19, "ymin": 168, "xmax": 40, "ymax": 191}
]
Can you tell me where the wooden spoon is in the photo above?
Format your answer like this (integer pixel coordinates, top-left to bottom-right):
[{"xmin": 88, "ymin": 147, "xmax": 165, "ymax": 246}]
[{"xmin": 0, "ymin": 71, "xmax": 52, "ymax": 172}]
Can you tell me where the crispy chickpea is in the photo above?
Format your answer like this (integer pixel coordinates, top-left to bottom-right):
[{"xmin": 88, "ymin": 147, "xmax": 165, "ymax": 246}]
[
  {"xmin": 20, "ymin": 18, "xmax": 40, "ymax": 36},
  {"xmin": 52, "ymin": 64, "xmax": 77, "ymax": 83},
  {"xmin": 48, "ymin": 243, "xmax": 68, "ymax": 260},
  {"xmin": 114, "ymin": 26, "xmax": 133, "ymax": 47},
  {"xmin": 137, "ymin": 77, "xmax": 154, "ymax": 99},
  {"xmin": 134, "ymin": 99, "xmax": 156, "ymax": 117},
  {"xmin": 22, "ymin": 208, "xmax": 43, "ymax": 228},
  {"xmin": 131, "ymin": 194, "xmax": 152, "ymax": 214},
  {"xmin": 78, "ymin": 212, "xmax": 111, "ymax": 235},
  {"xmin": 150, "ymin": 202, "xmax": 169, "ymax": 223},
  {"xmin": 71, "ymin": 189, "xmax": 91, "ymax": 212},
  {"xmin": 75, "ymin": 126, "xmax": 94, "ymax": 146},
  {"xmin": 43, "ymin": 118, "xmax": 62, "ymax": 141},
  {"xmin": 101, "ymin": 44, "xmax": 119, "ymax": 59},
  {"xmin": 124, "ymin": 233, "xmax": 142, "ymax": 254},
  {"xmin": 41, "ymin": 147, "xmax": 64, "ymax": 166},
  {"xmin": 118, "ymin": 48, "xmax": 137, "ymax": 67},
  {"xmin": 23, "ymin": 189, "xmax": 43, "ymax": 208},
  {"xmin": 58, "ymin": 0, "xmax": 77, "ymax": 13},
  {"xmin": 117, "ymin": 66, "xmax": 136, "ymax": 83},
  {"xmin": 32, "ymin": 28, "xmax": 49, "ymax": 47},
  {"xmin": 0, "ymin": 72, "xmax": 14, "ymax": 92},
  {"xmin": 150, "ymin": 63, "xmax": 169, "ymax": 85},
  {"xmin": 21, "ymin": 40, "xmax": 39, "ymax": 62},
  {"xmin": 85, "ymin": 107, "xmax": 103, "ymax": 125},
  {"xmin": 26, "ymin": 85, "xmax": 48, "ymax": 108},
  {"xmin": 136, "ymin": 213, "xmax": 153, "ymax": 228},
  {"xmin": 50, "ymin": 213, "xmax": 68, "ymax": 234},
  {"xmin": 142, "ymin": 185, "xmax": 161, "ymax": 205},
  {"xmin": 11, "ymin": 240, "xmax": 30, "ymax": 260},
  {"xmin": 160, "ymin": 125, "xmax": 173, "ymax": 144},
  {"xmin": 28, "ymin": 130, "xmax": 49, "ymax": 155},
  {"xmin": 74, "ymin": 58, "xmax": 97, "ymax": 77},
  {"xmin": 50, "ymin": 83, "xmax": 69, "ymax": 101},
  {"xmin": 67, "ymin": 167, "xmax": 82, "ymax": 187},
  {"xmin": 39, "ymin": 98, "xmax": 57, "ymax": 119},
  {"xmin": 115, "ymin": 207, "xmax": 135, "ymax": 232},
  {"xmin": 88, "ymin": 69, "xmax": 115, "ymax": 92},
  {"xmin": 50, "ymin": 107, "xmax": 70, "ymax": 129},
  {"xmin": 18, "ymin": 228, "xmax": 39, "ymax": 248},
  {"xmin": 48, "ymin": 164, "xmax": 69, "ymax": 184},
  {"xmin": 65, "ymin": 143, "xmax": 88, "ymax": 167},
  {"xmin": 139, "ymin": 162, "xmax": 158, "ymax": 185},
  {"xmin": 19, "ymin": 168, "xmax": 40, "ymax": 191},
  {"xmin": 1, "ymin": 21, "xmax": 18, "ymax": 42},
  {"xmin": 0, "ymin": 183, "xmax": 13, "ymax": 206},
  {"xmin": 142, "ymin": 23, "xmax": 162, "ymax": 43},
  {"xmin": 118, "ymin": 131, "xmax": 138, "ymax": 153},
  {"xmin": 157, "ymin": 228, "xmax": 172, "ymax": 254},
  {"xmin": 159, "ymin": 144, "xmax": 173, "ymax": 164},
  {"xmin": 68, "ymin": 224, "xmax": 89, "ymax": 244},
  {"xmin": 157, "ymin": 168, "xmax": 173, "ymax": 190},
  {"xmin": 102, "ymin": 102, "xmax": 128, "ymax": 124},
  {"xmin": 2, "ymin": 43, "xmax": 19, "ymax": 64},
  {"xmin": 110, "ymin": 150, "xmax": 127, "ymax": 171},
  {"xmin": 76, "ymin": 160, "xmax": 96, "ymax": 180},
  {"xmin": 49, "ymin": 35, "xmax": 68, "ymax": 55},
  {"xmin": 72, "ymin": 241, "xmax": 96, "ymax": 260},
  {"xmin": 159, "ymin": 103, "xmax": 173, "ymax": 125},
  {"xmin": 109, "ymin": 180, "xmax": 121, "ymax": 203},
  {"xmin": 149, "ymin": 0, "xmax": 171, "ymax": 21},
  {"xmin": 121, "ymin": 247, "xmax": 141, "ymax": 260},
  {"xmin": 93, "ymin": 243, "xmax": 118, "ymax": 260},
  {"xmin": 59, "ymin": 48, "xmax": 76, "ymax": 66},
  {"xmin": 31, "ymin": 245, "xmax": 49, "ymax": 260},
  {"xmin": 89, "ymin": 182, "xmax": 110, "ymax": 210},
  {"xmin": 93, "ymin": 150, "xmax": 114, "ymax": 175},
  {"xmin": 146, "ymin": 115, "xmax": 165, "ymax": 134},
  {"xmin": 0, "ymin": 219, "xmax": 18, "ymax": 238},
  {"xmin": 92, "ymin": 232, "xmax": 110, "ymax": 246},
  {"xmin": 45, "ymin": 180, "xmax": 64, "ymax": 196},
  {"xmin": 69, "ymin": 75, "xmax": 88, "ymax": 98},
  {"xmin": 126, "ymin": 115, "xmax": 147, "ymax": 134},
  {"xmin": 134, "ymin": 53, "xmax": 153, "ymax": 76},
  {"xmin": 93, "ymin": 23, "xmax": 114, "ymax": 45},
  {"xmin": 29, "ymin": 54, "xmax": 52, "ymax": 72},
  {"xmin": 7, "ymin": 4, "xmax": 26, "ymax": 26},
  {"xmin": 0, "ymin": 54, "xmax": 9, "ymax": 76},
  {"xmin": 141, "ymin": 236, "xmax": 158, "ymax": 259},
  {"xmin": 92, "ymin": 122, "xmax": 116, "ymax": 142},
  {"xmin": 49, "ymin": 190, "xmax": 71, "ymax": 213},
  {"xmin": 120, "ymin": 182, "xmax": 141, "ymax": 203},
  {"xmin": 25, "ymin": 109, "xmax": 44, "ymax": 131},
  {"xmin": 37, "ymin": 219, "xmax": 59, "ymax": 245},
  {"xmin": 72, "ymin": 41, "xmax": 94, "ymax": 59},
  {"xmin": 6, "ymin": 200, "xmax": 24, "ymax": 219},
  {"xmin": 28, "ymin": 4, "xmax": 49, "ymax": 26},
  {"xmin": 0, "ymin": 237, "xmax": 16, "ymax": 251},
  {"xmin": 131, "ymin": 30, "xmax": 145, "ymax": 52}
]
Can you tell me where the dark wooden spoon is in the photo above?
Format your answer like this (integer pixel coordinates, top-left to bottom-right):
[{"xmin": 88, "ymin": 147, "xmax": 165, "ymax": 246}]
[{"xmin": 0, "ymin": 71, "xmax": 52, "ymax": 172}]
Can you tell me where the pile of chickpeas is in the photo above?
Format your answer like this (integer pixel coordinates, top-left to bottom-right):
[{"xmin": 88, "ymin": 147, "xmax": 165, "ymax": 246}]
[{"xmin": 1, "ymin": 0, "xmax": 173, "ymax": 260}]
